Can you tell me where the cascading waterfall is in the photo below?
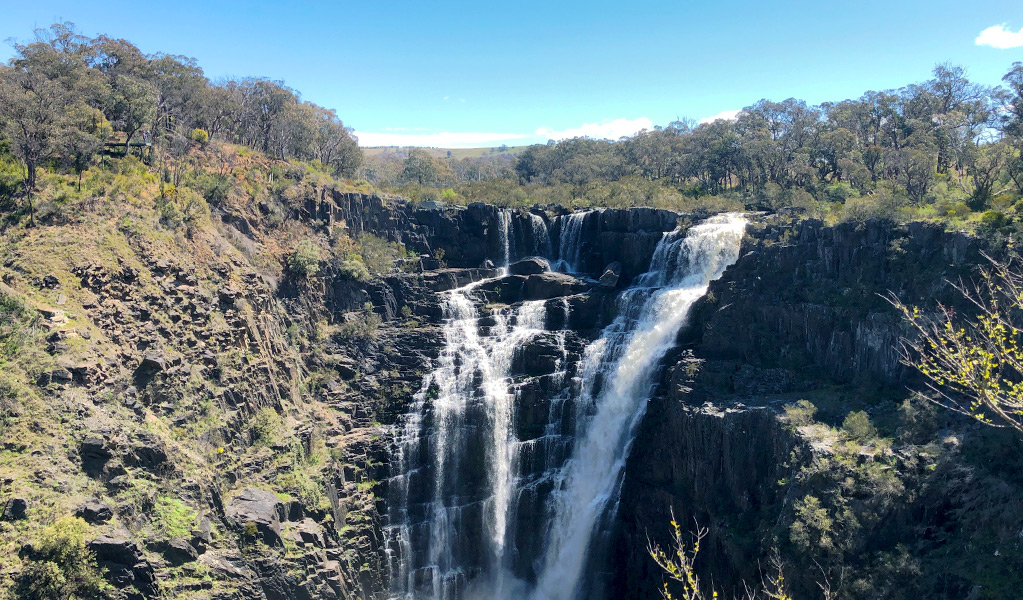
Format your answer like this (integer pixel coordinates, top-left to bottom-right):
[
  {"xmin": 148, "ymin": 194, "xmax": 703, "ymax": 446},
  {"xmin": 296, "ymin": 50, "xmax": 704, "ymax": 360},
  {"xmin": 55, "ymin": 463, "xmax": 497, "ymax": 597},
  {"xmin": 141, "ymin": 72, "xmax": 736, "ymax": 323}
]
[
  {"xmin": 534, "ymin": 213, "xmax": 747, "ymax": 600},
  {"xmin": 554, "ymin": 211, "xmax": 595, "ymax": 273},
  {"xmin": 386, "ymin": 210, "xmax": 746, "ymax": 600}
]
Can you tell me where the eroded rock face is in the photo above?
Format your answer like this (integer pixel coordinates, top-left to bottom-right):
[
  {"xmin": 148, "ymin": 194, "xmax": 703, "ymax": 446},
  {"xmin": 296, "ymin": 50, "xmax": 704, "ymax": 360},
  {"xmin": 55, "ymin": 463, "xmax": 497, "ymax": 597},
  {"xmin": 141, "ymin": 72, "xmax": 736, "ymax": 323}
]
[
  {"xmin": 88, "ymin": 534, "xmax": 159, "ymax": 597},
  {"xmin": 610, "ymin": 217, "xmax": 989, "ymax": 600},
  {"xmin": 226, "ymin": 488, "xmax": 286, "ymax": 547}
]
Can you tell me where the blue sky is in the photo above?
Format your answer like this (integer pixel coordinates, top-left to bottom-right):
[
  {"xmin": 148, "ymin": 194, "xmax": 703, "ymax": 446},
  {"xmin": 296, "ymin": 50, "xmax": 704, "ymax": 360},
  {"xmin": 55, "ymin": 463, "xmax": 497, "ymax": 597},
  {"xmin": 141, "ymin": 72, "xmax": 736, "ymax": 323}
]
[{"xmin": 1, "ymin": 0, "xmax": 1022, "ymax": 147}]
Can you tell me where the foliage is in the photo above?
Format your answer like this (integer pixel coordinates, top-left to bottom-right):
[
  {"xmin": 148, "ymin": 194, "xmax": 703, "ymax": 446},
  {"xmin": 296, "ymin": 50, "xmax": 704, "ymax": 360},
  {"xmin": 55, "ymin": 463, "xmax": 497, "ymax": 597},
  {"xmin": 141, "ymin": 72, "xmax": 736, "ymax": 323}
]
[
  {"xmin": 782, "ymin": 399, "xmax": 818, "ymax": 428},
  {"xmin": 153, "ymin": 496, "xmax": 198, "ymax": 540},
  {"xmin": 188, "ymin": 128, "xmax": 209, "ymax": 144},
  {"xmin": 355, "ymin": 232, "xmax": 405, "ymax": 275},
  {"xmin": 14, "ymin": 517, "xmax": 108, "ymax": 600},
  {"xmin": 288, "ymin": 240, "xmax": 321, "ymax": 277},
  {"xmin": 893, "ymin": 254, "xmax": 1023, "ymax": 434},
  {"xmin": 649, "ymin": 513, "xmax": 792, "ymax": 600},
  {"xmin": 841, "ymin": 410, "xmax": 877, "ymax": 441},
  {"xmin": 0, "ymin": 21, "xmax": 361, "ymax": 192},
  {"xmin": 249, "ymin": 406, "xmax": 283, "ymax": 446}
]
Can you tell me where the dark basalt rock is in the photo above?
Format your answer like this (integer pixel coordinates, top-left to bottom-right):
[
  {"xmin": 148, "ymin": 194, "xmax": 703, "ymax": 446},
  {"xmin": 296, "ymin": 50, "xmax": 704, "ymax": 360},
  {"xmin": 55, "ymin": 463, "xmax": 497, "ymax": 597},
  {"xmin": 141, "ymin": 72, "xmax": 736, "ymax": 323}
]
[
  {"xmin": 88, "ymin": 534, "xmax": 158, "ymax": 596},
  {"xmin": 76, "ymin": 498, "xmax": 113, "ymax": 523},
  {"xmin": 133, "ymin": 351, "xmax": 168, "ymax": 388},
  {"xmin": 124, "ymin": 433, "xmax": 169, "ymax": 472},
  {"xmin": 476, "ymin": 275, "xmax": 526, "ymax": 304},
  {"xmin": 1, "ymin": 497, "xmax": 27, "ymax": 521},
  {"xmin": 508, "ymin": 257, "xmax": 550, "ymax": 276},
  {"xmin": 80, "ymin": 436, "xmax": 112, "ymax": 477},
  {"xmin": 159, "ymin": 538, "xmax": 199, "ymax": 566},
  {"xmin": 598, "ymin": 261, "xmax": 622, "ymax": 288},
  {"xmin": 522, "ymin": 272, "xmax": 591, "ymax": 301},
  {"xmin": 227, "ymin": 488, "xmax": 286, "ymax": 547}
]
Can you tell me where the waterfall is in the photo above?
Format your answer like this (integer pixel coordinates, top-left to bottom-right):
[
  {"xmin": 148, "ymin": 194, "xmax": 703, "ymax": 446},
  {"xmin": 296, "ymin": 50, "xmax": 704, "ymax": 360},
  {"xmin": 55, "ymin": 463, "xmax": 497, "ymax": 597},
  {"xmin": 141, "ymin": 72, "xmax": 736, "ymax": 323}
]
[
  {"xmin": 385, "ymin": 277, "xmax": 551, "ymax": 599},
  {"xmin": 498, "ymin": 210, "xmax": 512, "ymax": 267},
  {"xmin": 386, "ymin": 212, "xmax": 747, "ymax": 600},
  {"xmin": 534, "ymin": 213, "xmax": 747, "ymax": 600},
  {"xmin": 553, "ymin": 211, "xmax": 595, "ymax": 273}
]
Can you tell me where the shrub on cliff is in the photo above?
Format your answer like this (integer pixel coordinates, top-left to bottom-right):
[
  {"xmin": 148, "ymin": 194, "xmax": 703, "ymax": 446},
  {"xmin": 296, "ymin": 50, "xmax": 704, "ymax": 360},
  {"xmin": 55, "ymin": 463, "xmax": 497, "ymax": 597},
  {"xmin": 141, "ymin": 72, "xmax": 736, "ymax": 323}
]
[
  {"xmin": 288, "ymin": 240, "xmax": 321, "ymax": 277},
  {"xmin": 841, "ymin": 410, "xmax": 877, "ymax": 441},
  {"xmin": 14, "ymin": 517, "xmax": 108, "ymax": 600}
]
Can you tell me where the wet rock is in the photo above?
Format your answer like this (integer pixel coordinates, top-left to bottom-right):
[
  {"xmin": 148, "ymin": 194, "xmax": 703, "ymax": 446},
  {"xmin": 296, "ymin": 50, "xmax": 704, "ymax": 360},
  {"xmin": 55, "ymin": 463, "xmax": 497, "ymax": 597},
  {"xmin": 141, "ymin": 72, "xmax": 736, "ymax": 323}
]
[
  {"xmin": 508, "ymin": 257, "xmax": 550, "ymax": 276},
  {"xmin": 522, "ymin": 273, "xmax": 591, "ymax": 301},
  {"xmin": 476, "ymin": 275, "xmax": 526, "ymax": 304},
  {"xmin": 598, "ymin": 261, "xmax": 621, "ymax": 288}
]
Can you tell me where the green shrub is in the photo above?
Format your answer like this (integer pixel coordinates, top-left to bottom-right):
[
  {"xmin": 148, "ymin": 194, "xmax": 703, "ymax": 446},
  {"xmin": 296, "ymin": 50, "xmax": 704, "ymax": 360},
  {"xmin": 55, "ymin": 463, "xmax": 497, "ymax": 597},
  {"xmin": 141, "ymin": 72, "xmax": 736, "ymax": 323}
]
[
  {"xmin": 189, "ymin": 128, "xmax": 210, "ymax": 144},
  {"xmin": 980, "ymin": 209, "xmax": 1006, "ymax": 229},
  {"xmin": 15, "ymin": 517, "xmax": 108, "ymax": 600},
  {"xmin": 782, "ymin": 399, "xmax": 818, "ymax": 428},
  {"xmin": 789, "ymin": 495, "xmax": 835, "ymax": 554},
  {"xmin": 842, "ymin": 410, "xmax": 877, "ymax": 440},
  {"xmin": 249, "ymin": 406, "xmax": 283, "ymax": 446},
  {"xmin": 356, "ymin": 232, "xmax": 405, "ymax": 275},
  {"xmin": 842, "ymin": 194, "xmax": 900, "ymax": 223},
  {"xmin": 194, "ymin": 172, "xmax": 231, "ymax": 206},
  {"xmin": 288, "ymin": 240, "xmax": 321, "ymax": 277}
]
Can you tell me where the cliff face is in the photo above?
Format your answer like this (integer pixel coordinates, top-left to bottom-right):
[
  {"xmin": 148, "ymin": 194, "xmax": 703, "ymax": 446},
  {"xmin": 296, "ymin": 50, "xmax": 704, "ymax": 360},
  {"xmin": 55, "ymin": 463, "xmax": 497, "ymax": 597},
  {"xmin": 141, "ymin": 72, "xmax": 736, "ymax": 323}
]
[
  {"xmin": 612, "ymin": 217, "xmax": 1023, "ymax": 600},
  {"xmin": 5, "ymin": 189, "xmax": 1022, "ymax": 600}
]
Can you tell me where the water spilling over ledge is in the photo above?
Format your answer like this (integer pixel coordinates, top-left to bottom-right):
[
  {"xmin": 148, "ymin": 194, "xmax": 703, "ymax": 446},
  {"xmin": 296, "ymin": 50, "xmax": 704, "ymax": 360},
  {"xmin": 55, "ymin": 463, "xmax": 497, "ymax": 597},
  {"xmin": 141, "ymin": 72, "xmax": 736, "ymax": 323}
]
[{"xmin": 384, "ymin": 211, "xmax": 747, "ymax": 600}]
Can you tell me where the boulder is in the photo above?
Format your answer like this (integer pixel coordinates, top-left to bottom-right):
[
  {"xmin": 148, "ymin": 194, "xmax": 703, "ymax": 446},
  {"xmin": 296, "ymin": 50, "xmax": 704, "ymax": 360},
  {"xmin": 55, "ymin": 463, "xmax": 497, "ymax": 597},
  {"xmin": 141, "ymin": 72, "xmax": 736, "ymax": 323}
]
[
  {"xmin": 1, "ymin": 497, "xmax": 27, "ymax": 521},
  {"xmin": 476, "ymin": 275, "xmax": 526, "ymax": 304},
  {"xmin": 522, "ymin": 273, "xmax": 591, "ymax": 301},
  {"xmin": 133, "ymin": 351, "xmax": 167, "ymax": 388},
  {"xmin": 598, "ymin": 261, "xmax": 622, "ymax": 288},
  {"xmin": 80, "ymin": 436, "xmax": 111, "ymax": 477},
  {"xmin": 160, "ymin": 538, "xmax": 199, "ymax": 566},
  {"xmin": 226, "ymin": 488, "xmax": 286, "ymax": 547},
  {"xmin": 76, "ymin": 498, "xmax": 113, "ymax": 523},
  {"xmin": 88, "ymin": 534, "xmax": 158, "ymax": 596},
  {"xmin": 507, "ymin": 257, "xmax": 550, "ymax": 276},
  {"xmin": 124, "ymin": 433, "xmax": 168, "ymax": 472}
]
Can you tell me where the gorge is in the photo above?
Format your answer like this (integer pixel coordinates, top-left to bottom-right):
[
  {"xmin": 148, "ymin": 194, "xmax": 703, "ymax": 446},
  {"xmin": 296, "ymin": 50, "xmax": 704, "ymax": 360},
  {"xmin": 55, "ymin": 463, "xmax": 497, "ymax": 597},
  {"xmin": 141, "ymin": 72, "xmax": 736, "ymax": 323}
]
[{"xmin": 3, "ymin": 189, "xmax": 1022, "ymax": 600}]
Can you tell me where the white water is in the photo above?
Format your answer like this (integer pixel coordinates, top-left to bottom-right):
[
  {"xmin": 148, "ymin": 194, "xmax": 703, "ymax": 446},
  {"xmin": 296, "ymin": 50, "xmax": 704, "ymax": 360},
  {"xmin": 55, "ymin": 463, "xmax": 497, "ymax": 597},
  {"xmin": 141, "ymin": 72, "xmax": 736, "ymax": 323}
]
[
  {"xmin": 387, "ymin": 210, "xmax": 746, "ymax": 600},
  {"xmin": 553, "ymin": 211, "xmax": 594, "ymax": 273},
  {"xmin": 534, "ymin": 213, "xmax": 747, "ymax": 600}
]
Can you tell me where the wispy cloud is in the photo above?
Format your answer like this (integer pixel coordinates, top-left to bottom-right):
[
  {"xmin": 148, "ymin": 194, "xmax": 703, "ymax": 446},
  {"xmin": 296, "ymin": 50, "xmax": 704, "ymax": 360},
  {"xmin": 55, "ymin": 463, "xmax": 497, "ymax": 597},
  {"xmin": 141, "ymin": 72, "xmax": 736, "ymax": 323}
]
[
  {"xmin": 698, "ymin": 109, "xmax": 741, "ymax": 124},
  {"xmin": 354, "ymin": 131, "xmax": 532, "ymax": 148},
  {"xmin": 976, "ymin": 24, "xmax": 1023, "ymax": 49},
  {"xmin": 535, "ymin": 117, "xmax": 653, "ymax": 141}
]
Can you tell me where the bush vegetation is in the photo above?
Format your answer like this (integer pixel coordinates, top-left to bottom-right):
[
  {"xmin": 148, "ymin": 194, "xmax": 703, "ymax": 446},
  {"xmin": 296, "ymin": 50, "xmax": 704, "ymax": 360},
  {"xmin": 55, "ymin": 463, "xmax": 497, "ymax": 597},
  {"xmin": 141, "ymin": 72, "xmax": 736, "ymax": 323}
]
[{"xmin": 14, "ymin": 517, "xmax": 108, "ymax": 600}]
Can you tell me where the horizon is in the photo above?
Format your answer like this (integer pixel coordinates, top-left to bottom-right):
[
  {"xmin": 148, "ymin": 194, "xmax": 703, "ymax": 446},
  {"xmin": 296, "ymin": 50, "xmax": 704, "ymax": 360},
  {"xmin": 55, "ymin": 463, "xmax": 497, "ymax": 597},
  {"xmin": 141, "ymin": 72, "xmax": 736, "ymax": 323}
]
[{"xmin": 1, "ymin": 0, "xmax": 1022, "ymax": 148}]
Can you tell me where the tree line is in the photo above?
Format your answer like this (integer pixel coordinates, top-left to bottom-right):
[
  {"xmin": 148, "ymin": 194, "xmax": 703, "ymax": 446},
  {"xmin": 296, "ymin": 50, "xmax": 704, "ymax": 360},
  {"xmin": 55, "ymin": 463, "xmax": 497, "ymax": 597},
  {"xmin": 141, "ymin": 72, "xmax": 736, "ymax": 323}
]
[
  {"xmin": 375, "ymin": 63, "xmax": 1023, "ymax": 219},
  {"xmin": 0, "ymin": 22, "xmax": 362, "ymax": 192}
]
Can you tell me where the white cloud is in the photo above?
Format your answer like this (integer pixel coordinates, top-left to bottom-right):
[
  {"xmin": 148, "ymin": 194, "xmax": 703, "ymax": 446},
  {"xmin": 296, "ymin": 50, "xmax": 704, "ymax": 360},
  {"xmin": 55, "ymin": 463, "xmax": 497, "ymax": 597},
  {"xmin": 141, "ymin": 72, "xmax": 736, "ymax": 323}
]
[
  {"xmin": 976, "ymin": 24, "xmax": 1023, "ymax": 49},
  {"xmin": 698, "ymin": 109, "xmax": 741, "ymax": 125},
  {"xmin": 355, "ymin": 130, "xmax": 532, "ymax": 148},
  {"xmin": 535, "ymin": 117, "xmax": 653, "ymax": 141}
]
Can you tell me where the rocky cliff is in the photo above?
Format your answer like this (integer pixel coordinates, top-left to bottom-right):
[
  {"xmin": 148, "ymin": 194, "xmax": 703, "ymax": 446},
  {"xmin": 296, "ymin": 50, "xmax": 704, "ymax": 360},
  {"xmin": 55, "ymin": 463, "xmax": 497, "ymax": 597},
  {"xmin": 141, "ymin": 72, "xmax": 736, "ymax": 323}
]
[{"xmin": 3, "ymin": 188, "xmax": 1022, "ymax": 600}]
